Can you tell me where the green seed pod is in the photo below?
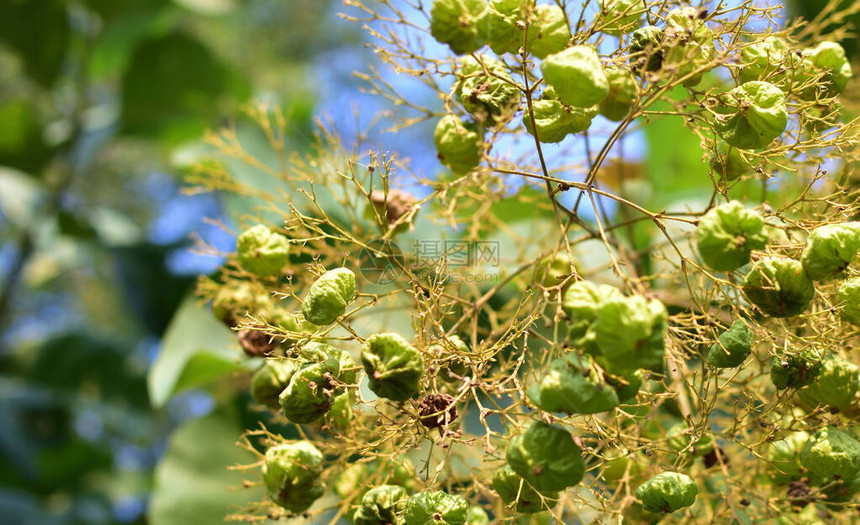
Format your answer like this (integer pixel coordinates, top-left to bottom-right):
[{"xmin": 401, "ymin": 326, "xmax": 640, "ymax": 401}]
[
  {"xmin": 696, "ymin": 201, "xmax": 767, "ymax": 272},
  {"xmin": 714, "ymin": 81, "xmax": 788, "ymax": 150},
  {"xmin": 593, "ymin": 294, "xmax": 668, "ymax": 373},
  {"xmin": 434, "ymin": 115, "xmax": 483, "ymax": 174},
  {"xmin": 211, "ymin": 280, "xmax": 271, "ymax": 325},
  {"xmin": 598, "ymin": 66, "xmax": 637, "ymax": 121},
  {"xmin": 742, "ymin": 257, "xmax": 815, "ymax": 318},
  {"xmin": 361, "ymin": 333, "xmax": 425, "ymax": 401},
  {"xmin": 527, "ymin": 353, "xmax": 620, "ymax": 415},
  {"xmin": 334, "ymin": 462, "xmax": 369, "ymax": 500},
  {"xmin": 262, "ymin": 441, "xmax": 325, "ymax": 513},
  {"xmin": 535, "ymin": 252, "xmax": 581, "ymax": 290},
  {"xmin": 666, "ymin": 422, "xmax": 715, "ymax": 458},
  {"xmin": 800, "ymin": 223, "xmax": 860, "ymax": 281},
  {"xmin": 606, "ymin": 369, "xmax": 643, "ymax": 402},
  {"xmin": 800, "ymin": 426, "xmax": 860, "ymax": 480},
  {"xmin": 251, "ymin": 359, "xmax": 301, "ymax": 410},
  {"xmin": 429, "ymin": 0, "xmax": 490, "ymax": 55},
  {"xmin": 706, "ymin": 319, "xmax": 753, "ymax": 368},
  {"xmin": 326, "ymin": 391, "xmax": 354, "ymax": 427},
  {"xmin": 541, "ymin": 46, "xmax": 609, "ymax": 108},
  {"xmin": 838, "ymin": 278, "xmax": 860, "ymax": 326},
  {"xmin": 492, "ymin": 464, "xmax": 558, "ymax": 514},
  {"xmin": 739, "ymin": 36, "xmax": 791, "ymax": 85},
  {"xmin": 404, "ymin": 491, "xmax": 468, "ymax": 525},
  {"xmin": 456, "ymin": 55, "xmax": 521, "ymax": 127},
  {"xmin": 709, "ymin": 142, "xmax": 751, "ymax": 182},
  {"xmin": 236, "ymin": 224, "xmax": 290, "ymax": 277},
  {"xmin": 629, "ymin": 26, "xmax": 664, "ymax": 73},
  {"xmin": 600, "ymin": 452, "xmax": 643, "ymax": 484},
  {"xmin": 506, "ymin": 421, "xmax": 585, "ymax": 493},
  {"xmin": 354, "ymin": 485, "xmax": 409, "ymax": 525},
  {"xmin": 598, "ymin": 0, "xmax": 641, "ymax": 36},
  {"xmin": 805, "ymin": 41, "xmax": 852, "ymax": 97},
  {"xmin": 525, "ymin": 4, "xmax": 570, "ymax": 59},
  {"xmin": 770, "ymin": 348, "xmax": 822, "ymax": 390},
  {"xmin": 562, "ymin": 280, "xmax": 623, "ymax": 322},
  {"xmin": 799, "ymin": 354, "xmax": 860, "ymax": 412},
  {"xmin": 279, "ymin": 342, "xmax": 356, "ymax": 424},
  {"xmin": 767, "ymin": 431, "xmax": 810, "ymax": 484},
  {"xmin": 635, "ymin": 472, "xmax": 698, "ymax": 514},
  {"xmin": 486, "ymin": 0, "xmax": 527, "ymax": 55},
  {"xmin": 301, "ymin": 268, "xmax": 356, "ymax": 326},
  {"xmin": 523, "ymin": 86, "xmax": 598, "ymax": 143},
  {"xmin": 466, "ymin": 506, "xmax": 489, "ymax": 525},
  {"xmin": 662, "ymin": 7, "xmax": 716, "ymax": 87}
]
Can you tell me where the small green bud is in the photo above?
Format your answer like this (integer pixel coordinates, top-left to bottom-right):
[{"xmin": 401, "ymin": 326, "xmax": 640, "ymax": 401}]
[
  {"xmin": 262, "ymin": 441, "xmax": 325, "ymax": 513},
  {"xmin": 301, "ymin": 268, "xmax": 356, "ymax": 325},
  {"xmin": 361, "ymin": 333, "xmax": 425, "ymax": 401},
  {"xmin": 236, "ymin": 225, "xmax": 290, "ymax": 277},
  {"xmin": 541, "ymin": 46, "xmax": 609, "ymax": 108},
  {"xmin": 706, "ymin": 319, "xmax": 753, "ymax": 368},
  {"xmin": 506, "ymin": 421, "xmax": 585, "ymax": 493},
  {"xmin": 635, "ymin": 472, "xmax": 698, "ymax": 513},
  {"xmin": 742, "ymin": 257, "xmax": 815, "ymax": 318}
]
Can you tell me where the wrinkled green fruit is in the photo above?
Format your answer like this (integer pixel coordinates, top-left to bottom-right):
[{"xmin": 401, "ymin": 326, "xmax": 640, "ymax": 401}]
[
  {"xmin": 429, "ymin": 0, "xmax": 490, "ymax": 55},
  {"xmin": 562, "ymin": 280, "xmax": 623, "ymax": 324},
  {"xmin": 466, "ymin": 506, "xmax": 489, "ymax": 525},
  {"xmin": 525, "ymin": 4, "xmax": 570, "ymax": 59},
  {"xmin": 361, "ymin": 333, "xmax": 425, "ymax": 401},
  {"xmin": 767, "ymin": 431, "xmax": 810, "ymax": 484},
  {"xmin": 800, "ymin": 426, "xmax": 860, "ymax": 480},
  {"xmin": 535, "ymin": 252, "xmax": 581, "ymax": 289},
  {"xmin": 456, "ymin": 55, "xmax": 521, "ymax": 127},
  {"xmin": 527, "ymin": 353, "xmax": 619, "ymax": 415},
  {"xmin": 770, "ymin": 348, "xmax": 822, "ymax": 390},
  {"xmin": 211, "ymin": 280, "xmax": 271, "ymax": 325},
  {"xmin": 236, "ymin": 224, "xmax": 290, "ymax": 277},
  {"xmin": 838, "ymin": 278, "xmax": 860, "ymax": 326},
  {"xmin": 606, "ymin": 369, "xmax": 642, "ymax": 402},
  {"xmin": 251, "ymin": 359, "xmax": 300, "ymax": 410},
  {"xmin": 696, "ymin": 201, "xmax": 767, "ymax": 272},
  {"xmin": 279, "ymin": 342, "xmax": 356, "ymax": 424},
  {"xmin": 404, "ymin": 491, "xmax": 468, "ymax": 525},
  {"xmin": 635, "ymin": 472, "xmax": 698, "ymax": 514},
  {"xmin": 524, "ymin": 86, "xmax": 597, "ymax": 143},
  {"xmin": 541, "ymin": 46, "xmax": 609, "ymax": 108},
  {"xmin": 492, "ymin": 464, "xmax": 558, "ymax": 514},
  {"xmin": 714, "ymin": 81, "xmax": 788, "ymax": 150},
  {"xmin": 600, "ymin": 452, "xmax": 643, "ymax": 484},
  {"xmin": 301, "ymin": 268, "xmax": 356, "ymax": 325},
  {"xmin": 662, "ymin": 7, "xmax": 716, "ymax": 87},
  {"xmin": 262, "ymin": 441, "xmax": 325, "ymax": 513},
  {"xmin": 710, "ymin": 142, "xmax": 751, "ymax": 182},
  {"xmin": 738, "ymin": 36, "xmax": 791, "ymax": 86},
  {"xmin": 629, "ymin": 26, "xmax": 663, "ymax": 73},
  {"xmin": 804, "ymin": 41, "xmax": 852, "ymax": 98},
  {"xmin": 799, "ymin": 354, "xmax": 859, "ymax": 412},
  {"xmin": 486, "ymin": 0, "xmax": 526, "ymax": 55},
  {"xmin": 598, "ymin": 0, "xmax": 641, "ymax": 36},
  {"xmin": 598, "ymin": 66, "xmax": 637, "ymax": 121},
  {"xmin": 506, "ymin": 421, "xmax": 585, "ymax": 493},
  {"xmin": 706, "ymin": 320, "xmax": 753, "ymax": 368},
  {"xmin": 434, "ymin": 115, "xmax": 483, "ymax": 174},
  {"xmin": 354, "ymin": 485, "xmax": 408, "ymax": 525},
  {"xmin": 742, "ymin": 257, "xmax": 815, "ymax": 318},
  {"xmin": 666, "ymin": 422, "xmax": 715, "ymax": 457},
  {"xmin": 593, "ymin": 294, "xmax": 668, "ymax": 373},
  {"xmin": 326, "ymin": 391, "xmax": 354, "ymax": 427},
  {"xmin": 800, "ymin": 222, "xmax": 860, "ymax": 281}
]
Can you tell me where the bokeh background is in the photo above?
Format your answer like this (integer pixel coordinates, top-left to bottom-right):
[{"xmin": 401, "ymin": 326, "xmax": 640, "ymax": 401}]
[{"xmin": 0, "ymin": 0, "xmax": 854, "ymax": 524}]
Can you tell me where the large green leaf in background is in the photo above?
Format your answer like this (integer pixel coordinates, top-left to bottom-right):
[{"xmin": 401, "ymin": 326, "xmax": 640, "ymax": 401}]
[
  {"xmin": 148, "ymin": 294, "xmax": 239, "ymax": 407},
  {"xmin": 0, "ymin": 0, "xmax": 70, "ymax": 88},
  {"xmin": 150, "ymin": 403, "xmax": 260, "ymax": 525}
]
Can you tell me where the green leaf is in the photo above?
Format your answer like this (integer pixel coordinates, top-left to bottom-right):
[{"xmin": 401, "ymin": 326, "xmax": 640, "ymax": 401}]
[
  {"xmin": 0, "ymin": 0, "xmax": 70, "ymax": 87},
  {"xmin": 171, "ymin": 352, "xmax": 243, "ymax": 398},
  {"xmin": 150, "ymin": 403, "xmax": 261, "ymax": 525},
  {"xmin": 148, "ymin": 294, "xmax": 236, "ymax": 407}
]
